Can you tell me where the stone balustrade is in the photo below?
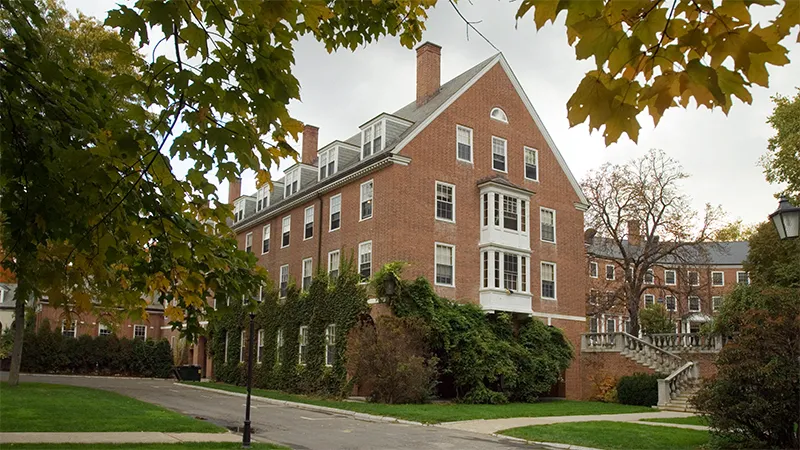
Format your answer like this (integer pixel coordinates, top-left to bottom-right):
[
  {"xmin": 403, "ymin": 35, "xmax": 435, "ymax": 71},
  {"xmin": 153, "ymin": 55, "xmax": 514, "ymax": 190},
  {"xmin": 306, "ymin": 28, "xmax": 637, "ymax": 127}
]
[
  {"xmin": 658, "ymin": 361, "xmax": 699, "ymax": 407},
  {"xmin": 647, "ymin": 333, "xmax": 724, "ymax": 353}
]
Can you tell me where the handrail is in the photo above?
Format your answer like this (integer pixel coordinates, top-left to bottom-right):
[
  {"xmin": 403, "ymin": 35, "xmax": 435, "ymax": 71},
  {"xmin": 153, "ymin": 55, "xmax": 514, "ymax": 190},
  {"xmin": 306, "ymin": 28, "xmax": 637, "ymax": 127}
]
[
  {"xmin": 664, "ymin": 361, "xmax": 694, "ymax": 382},
  {"xmin": 619, "ymin": 332, "xmax": 685, "ymax": 362}
]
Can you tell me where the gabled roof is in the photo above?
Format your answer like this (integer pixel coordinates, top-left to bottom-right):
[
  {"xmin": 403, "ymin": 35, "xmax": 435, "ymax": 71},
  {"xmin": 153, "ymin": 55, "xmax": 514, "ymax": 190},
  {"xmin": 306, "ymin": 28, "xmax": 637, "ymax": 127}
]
[{"xmin": 587, "ymin": 237, "xmax": 750, "ymax": 266}]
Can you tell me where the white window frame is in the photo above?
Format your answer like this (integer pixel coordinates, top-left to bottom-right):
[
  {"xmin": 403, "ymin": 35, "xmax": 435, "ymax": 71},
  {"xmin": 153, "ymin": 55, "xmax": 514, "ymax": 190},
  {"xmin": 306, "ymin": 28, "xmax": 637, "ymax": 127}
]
[
  {"xmin": 490, "ymin": 107, "xmax": 508, "ymax": 123},
  {"xmin": 666, "ymin": 295, "xmax": 677, "ymax": 312},
  {"xmin": 524, "ymin": 147, "xmax": 539, "ymax": 181},
  {"xmin": 261, "ymin": 224, "xmax": 270, "ymax": 254},
  {"xmin": 284, "ymin": 169, "xmax": 299, "ymax": 197},
  {"xmin": 688, "ymin": 270, "xmax": 700, "ymax": 286},
  {"xmin": 329, "ymin": 194, "xmax": 341, "ymax": 232},
  {"xmin": 298, "ymin": 326, "xmax": 309, "ymax": 365},
  {"xmin": 358, "ymin": 240, "xmax": 372, "ymax": 283},
  {"xmin": 245, "ymin": 232, "xmax": 253, "ymax": 253},
  {"xmin": 318, "ymin": 147, "xmax": 338, "ymax": 180},
  {"xmin": 133, "ymin": 324, "xmax": 147, "ymax": 339},
  {"xmin": 606, "ymin": 264, "xmax": 615, "ymax": 281},
  {"xmin": 644, "ymin": 294, "xmax": 655, "ymax": 308},
  {"xmin": 361, "ymin": 121, "xmax": 384, "ymax": 159},
  {"xmin": 644, "ymin": 269, "xmax": 655, "ymax": 284},
  {"xmin": 61, "ymin": 320, "xmax": 76, "ymax": 338},
  {"xmin": 256, "ymin": 329, "xmax": 264, "ymax": 364},
  {"xmin": 276, "ymin": 329, "xmax": 283, "ymax": 365},
  {"xmin": 688, "ymin": 295, "xmax": 701, "ymax": 312},
  {"xmin": 711, "ymin": 271, "xmax": 725, "ymax": 286},
  {"xmin": 324, "ymin": 323, "xmax": 336, "ymax": 367},
  {"xmin": 233, "ymin": 199, "xmax": 245, "ymax": 222},
  {"xmin": 360, "ymin": 180, "xmax": 373, "ymax": 221},
  {"xmin": 605, "ymin": 317, "xmax": 616, "ymax": 333},
  {"xmin": 281, "ymin": 215, "xmax": 291, "ymax": 248},
  {"xmin": 434, "ymin": 181, "xmax": 456, "ymax": 223},
  {"xmin": 328, "ymin": 250, "xmax": 340, "ymax": 280},
  {"xmin": 434, "ymin": 243, "xmax": 455, "ymax": 287},
  {"xmin": 736, "ymin": 271, "xmax": 750, "ymax": 285},
  {"xmin": 712, "ymin": 296, "xmax": 723, "ymax": 312},
  {"xmin": 540, "ymin": 207, "xmax": 556, "ymax": 243},
  {"xmin": 589, "ymin": 261, "xmax": 598, "ymax": 278},
  {"xmin": 98, "ymin": 323, "xmax": 112, "ymax": 337},
  {"xmin": 541, "ymin": 262, "xmax": 557, "ymax": 300},
  {"xmin": 665, "ymin": 269, "xmax": 677, "ymax": 286},
  {"xmin": 279, "ymin": 264, "xmax": 289, "ymax": 299},
  {"xmin": 239, "ymin": 330, "xmax": 246, "ymax": 363},
  {"xmin": 456, "ymin": 125, "xmax": 473, "ymax": 163},
  {"xmin": 303, "ymin": 206, "xmax": 314, "ymax": 241},
  {"xmin": 256, "ymin": 185, "xmax": 270, "ymax": 212},
  {"xmin": 224, "ymin": 331, "xmax": 229, "ymax": 362},
  {"xmin": 491, "ymin": 136, "xmax": 507, "ymax": 173},
  {"xmin": 302, "ymin": 258, "xmax": 313, "ymax": 291}
]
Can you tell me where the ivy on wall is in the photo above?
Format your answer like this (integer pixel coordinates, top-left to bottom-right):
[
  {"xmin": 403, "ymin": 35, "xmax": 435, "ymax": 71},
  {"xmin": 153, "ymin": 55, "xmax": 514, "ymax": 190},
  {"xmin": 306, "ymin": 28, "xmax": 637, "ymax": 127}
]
[{"xmin": 208, "ymin": 259, "xmax": 368, "ymax": 396}]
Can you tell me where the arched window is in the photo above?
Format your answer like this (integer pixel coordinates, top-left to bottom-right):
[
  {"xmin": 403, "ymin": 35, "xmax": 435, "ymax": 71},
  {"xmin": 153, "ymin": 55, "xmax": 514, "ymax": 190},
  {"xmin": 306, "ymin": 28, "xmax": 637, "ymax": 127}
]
[{"xmin": 490, "ymin": 107, "xmax": 508, "ymax": 123}]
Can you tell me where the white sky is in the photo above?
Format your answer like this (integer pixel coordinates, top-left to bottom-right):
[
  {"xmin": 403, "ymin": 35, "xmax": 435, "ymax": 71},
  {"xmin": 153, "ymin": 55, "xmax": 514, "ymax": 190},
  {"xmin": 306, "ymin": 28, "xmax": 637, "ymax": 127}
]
[{"xmin": 66, "ymin": 1, "xmax": 799, "ymax": 226}]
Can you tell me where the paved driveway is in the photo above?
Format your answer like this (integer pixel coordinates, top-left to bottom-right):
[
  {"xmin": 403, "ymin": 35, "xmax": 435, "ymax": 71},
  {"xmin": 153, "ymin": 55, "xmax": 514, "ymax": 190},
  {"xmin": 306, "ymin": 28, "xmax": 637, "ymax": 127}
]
[{"xmin": 6, "ymin": 374, "xmax": 536, "ymax": 450}]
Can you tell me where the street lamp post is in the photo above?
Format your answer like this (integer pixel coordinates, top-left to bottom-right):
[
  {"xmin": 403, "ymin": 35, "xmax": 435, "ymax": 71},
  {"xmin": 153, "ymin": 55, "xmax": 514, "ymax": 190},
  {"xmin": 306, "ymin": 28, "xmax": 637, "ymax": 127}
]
[
  {"xmin": 769, "ymin": 196, "xmax": 800, "ymax": 240},
  {"xmin": 242, "ymin": 295, "xmax": 260, "ymax": 448}
]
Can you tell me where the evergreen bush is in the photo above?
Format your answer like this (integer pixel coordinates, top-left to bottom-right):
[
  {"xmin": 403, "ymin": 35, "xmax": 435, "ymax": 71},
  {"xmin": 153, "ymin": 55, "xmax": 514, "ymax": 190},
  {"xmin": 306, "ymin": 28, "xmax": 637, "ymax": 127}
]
[{"xmin": 616, "ymin": 372, "xmax": 661, "ymax": 406}]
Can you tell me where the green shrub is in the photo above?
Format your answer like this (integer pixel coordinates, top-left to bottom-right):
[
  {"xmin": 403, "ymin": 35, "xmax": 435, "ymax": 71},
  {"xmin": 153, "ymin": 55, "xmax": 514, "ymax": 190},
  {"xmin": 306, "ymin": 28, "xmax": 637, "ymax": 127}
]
[
  {"xmin": 639, "ymin": 304, "xmax": 675, "ymax": 335},
  {"xmin": 617, "ymin": 372, "xmax": 661, "ymax": 406}
]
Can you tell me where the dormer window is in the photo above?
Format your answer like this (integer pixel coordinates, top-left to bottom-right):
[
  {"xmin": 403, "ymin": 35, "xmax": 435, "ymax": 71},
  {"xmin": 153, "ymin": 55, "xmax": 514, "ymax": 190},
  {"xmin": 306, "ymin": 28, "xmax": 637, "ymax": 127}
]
[
  {"xmin": 284, "ymin": 169, "xmax": 299, "ymax": 197},
  {"xmin": 256, "ymin": 185, "xmax": 270, "ymax": 212},
  {"xmin": 233, "ymin": 199, "xmax": 245, "ymax": 222},
  {"xmin": 491, "ymin": 107, "xmax": 508, "ymax": 123},
  {"xmin": 319, "ymin": 147, "xmax": 338, "ymax": 180},
  {"xmin": 361, "ymin": 121, "xmax": 384, "ymax": 158}
]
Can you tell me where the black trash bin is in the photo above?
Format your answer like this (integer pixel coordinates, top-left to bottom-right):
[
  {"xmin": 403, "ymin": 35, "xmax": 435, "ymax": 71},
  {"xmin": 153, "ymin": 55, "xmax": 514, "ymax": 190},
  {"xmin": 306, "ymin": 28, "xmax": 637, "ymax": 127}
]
[{"xmin": 175, "ymin": 365, "xmax": 202, "ymax": 381}]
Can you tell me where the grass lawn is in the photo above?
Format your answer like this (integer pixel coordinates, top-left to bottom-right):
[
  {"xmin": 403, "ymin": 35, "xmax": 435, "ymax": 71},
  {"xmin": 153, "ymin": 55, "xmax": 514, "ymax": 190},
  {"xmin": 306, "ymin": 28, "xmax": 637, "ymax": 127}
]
[
  {"xmin": 641, "ymin": 416, "xmax": 710, "ymax": 426},
  {"xmin": 185, "ymin": 382, "xmax": 654, "ymax": 424},
  {"xmin": 0, "ymin": 383, "xmax": 224, "ymax": 433},
  {"xmin": 3, "ymin": 445, "xmax": 285, "ymax": 450},
  {"xmin": 500, "ymin": 421, "xmax": 710, "ymax": 450}
]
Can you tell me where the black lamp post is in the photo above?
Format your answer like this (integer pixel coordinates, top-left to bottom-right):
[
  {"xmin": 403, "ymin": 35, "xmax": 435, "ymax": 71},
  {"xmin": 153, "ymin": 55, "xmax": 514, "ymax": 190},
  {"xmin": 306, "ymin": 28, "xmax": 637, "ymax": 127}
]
[
  {"xmin": 242, "ymin": 293, "xmax": 261, "ymax": 448},
  {"xmin": 769, "ymin": 196, "xmax": 800, "ymax": 240}
]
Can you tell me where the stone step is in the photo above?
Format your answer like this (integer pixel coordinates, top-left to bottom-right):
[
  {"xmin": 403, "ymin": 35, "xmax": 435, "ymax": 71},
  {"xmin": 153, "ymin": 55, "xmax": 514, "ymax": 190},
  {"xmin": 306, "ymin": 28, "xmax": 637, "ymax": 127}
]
[{"xmin": 660, "ymin": 404, "xmax": 699, "ymax": 413}]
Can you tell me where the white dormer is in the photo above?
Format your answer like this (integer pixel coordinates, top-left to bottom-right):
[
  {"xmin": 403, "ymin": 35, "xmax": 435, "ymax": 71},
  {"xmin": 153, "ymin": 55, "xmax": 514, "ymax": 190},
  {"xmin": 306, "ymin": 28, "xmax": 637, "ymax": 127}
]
[
  {"xmin": 284, "ymin": 167, "xmax": 300, "ymax": 198},
  {"xmin": 359, "ymin": 113, "xmax": 413, "ymax": 160},
  {"xmin": 233, "ymin": 198, "xmax": 246, "ymax": 222},
  {"xmin": 256, "ymin": 185, "xmax": 270, "ymax": 212},
  {"xmin": 318, "ymin": 146, "xmax": 338, "ymax": 180}
]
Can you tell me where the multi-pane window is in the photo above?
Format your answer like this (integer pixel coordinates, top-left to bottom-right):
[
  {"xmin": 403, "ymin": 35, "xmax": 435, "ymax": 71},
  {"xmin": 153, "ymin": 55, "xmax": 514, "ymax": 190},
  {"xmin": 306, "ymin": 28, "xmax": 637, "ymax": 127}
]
[
  {"xmin": 492, "ymin": 136, "xmax": 507, "ymax": 172},
  {"xmin": 359, "ymin": 241, "xmax": 372, "ymax": 281},
  {"xmin": 256, "ymin": 185, "xmax": 270, "ymax": 211},
  {"xmin": 298, "ymin": 326, "xmax": 308, "ymax": 365},
  {"xmin": 224, "ymin": 331, "xmax": 229, "ymax": 362},
  {"xmin": 279, "ymin": 265, "xmax": 289, "ymax": 298},
  {"xmin": 665, "ymin": 270, "xmax": 677, "ymax": 285},
  {"xmin": 644, "ymin": 294, "xmax": 655, "ymax": 308},
  {"xmin": 262, "ymin": 224, "xmax": 270, "ymax": 254},
  {"xmin": 589, "ymin": 261, "xmax": 598, "ymax": 278},
  {"xmin": 329, "ymin": 194, "xmax": 341, "ymax": 231},
  {"xmin": 281, "ymin": 216, "xmax": 291, "ymax": 248},
  {"xmin": 540, "ymin": 208, "xmax": 555, "ymax": 243},
  {"xmin": 711, "ymin": 271, "xmax": 724, "ymax": 286},
  {"xmin": 275, "ymin": 329, "xmax": 283, "ymax": 365},
  {"xmin": 666, "ymin": 296, "xmax": 677, "ymax": 311},
  {"xmin": 712, "ymin": 296, "xmax": 722, "ymax": 311},
  {"xmin": 233, "ymin": 199, "xmax": 245, "ymax": 222},
  {"xmin": 134, "ymin": 324, "xmax": 146, "ymax": 339},
  {"xmin": 503, "ymin": 254, "xmax": 519, "ymax": 291},
  {"xmin": 325, "ymin": 324, "xmax": 336, "ymax": 366},
  {"xmin": 644, "ymin": 269, "xmax": 654, "ymax": 284},
  {"xmin": 360, "ymin": 180, "xmax": 373, "ymax": 220},
  {"xmin": 302, "ymin": 258, "xmax": 313, "ymax": 291},
  {"xmin": 319, "ymin": 148, "xmax": 337, "ymax": 179},
  {"xmin": 521, "ymin": 256, "xmax": 527, "ymax": 292},
  {"xmin": 62, "ymin": 320, "xmax": 76, "ymax": 338},
  {"xmin": 503, "ymin": 196, "xmax": 518, "ymax": 230},
  {"xmin": 245, "ymin": 232, "xmax": 253, "ymax": 253},
  {"xmin": 284, "ymin": 169, "xmax": 299, "ymax": 197},
  {"xmin": 606, "ymin": 318, "xmax": 616, "ymax": 333},
  {"xmin": 494, "ymin": 252, "xmax": 500, "ymax": 288},
  {"xmin": 490, "ymin": 107, "xmax": 508, "ymax": 123},
  {"xmin": 483, "ymin": 252, "xmax": 489, "ymax": 288},
  {"xmin": 541, "ymin": 262, "xmax": 556, "ymax": 300},
  {"xmin": 304, "ymin": 206, "xmax": 314, "ymax": 240},
  {"xmin": 456, "ymin": 125, "xmax": 473, "ymax": 162},
  {"xmin": 482, "ymin": 194, "xmax": 489, "ymax": 227},
  {"xmin": 589, "ymin": 317, "xmax": 598, "ymax": 333},
  {"xmin": 688, "ymin": 296, "xmax": 701, "ymax": 312},
  {"xmin": 606, "ymin": 264, "xmax": 615, "ymax": 280},
  {"xmin": 328, "ymin": 250, "xmax": 340, "ymax": 281},
  {"xmin": 98, "ymin": 324, "xmax": 112, "ymax": 336},
  {"xmin": 736, "ymin": 271, "xmax": 750, "ymax": 285},
  {"xmin": 435, "ymin": 182, "xmax": 455, "ymax": 222},
  {"xmin": 524, "ymin": 147, "xmax": 538, "ymax": 181},
  {"xmin": 688, "ymin": 271, "xmax": 699, "ymax": 286},
  {"xmin": 362, "ymin": 122, "xmax": 383, "ymax": 158},
  {"xmin": 257, "ymin": 329, "xmax": 264, "ymax": 363},
  {"xmin": 435, "ymin": 243, "xmax": 454, "ymax": 286},
  {"xmin": 239, "ymin": 330, "xmax": 246, "ymax": 363}
]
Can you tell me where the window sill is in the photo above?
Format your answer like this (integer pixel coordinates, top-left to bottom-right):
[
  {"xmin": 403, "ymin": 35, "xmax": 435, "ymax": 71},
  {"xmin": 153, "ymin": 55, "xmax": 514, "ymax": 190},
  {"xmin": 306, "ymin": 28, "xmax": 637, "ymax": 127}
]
[
  {"xmin": 359, "ymin": 216, "xmax": 373, "ymax": 222},
  {"xmin": 434, "ymin": 282, "xmax": 455, "ymax": 288},
  {"xmin": 456, "ymin": 158, "xmax": 474, "ymax": 165},
  {"xmin": 435, "ymin": 218, "xmax": 456, "ymax": 224},
  {"xmin": 541, "ymin": 297, "xmax": 557, "ymax": 301}
]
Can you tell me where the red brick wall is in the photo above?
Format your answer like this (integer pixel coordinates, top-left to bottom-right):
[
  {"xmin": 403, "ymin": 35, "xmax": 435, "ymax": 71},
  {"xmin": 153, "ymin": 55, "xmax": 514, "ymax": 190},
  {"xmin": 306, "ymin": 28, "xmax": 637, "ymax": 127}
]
[{"xmin": 36, "ymin": 304, "xmax": 166, "ymax": 340}]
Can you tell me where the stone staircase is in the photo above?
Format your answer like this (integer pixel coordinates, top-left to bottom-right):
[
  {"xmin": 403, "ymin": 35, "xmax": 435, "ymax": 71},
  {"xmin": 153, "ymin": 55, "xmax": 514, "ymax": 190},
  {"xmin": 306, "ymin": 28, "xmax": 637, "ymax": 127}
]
[{"xmin": 659, "ymin": 383, "xmax": 700, "ymax": 412}]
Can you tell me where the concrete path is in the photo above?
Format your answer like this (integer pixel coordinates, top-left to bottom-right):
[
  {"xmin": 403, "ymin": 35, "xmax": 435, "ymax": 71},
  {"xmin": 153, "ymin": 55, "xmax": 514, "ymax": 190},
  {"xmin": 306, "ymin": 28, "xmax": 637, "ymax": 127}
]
[
  {"xmin": 439, "ymin": 411, "xmax": 702, "ymax": 434},
  {"xmin": 0, "ymin": 432, "xmax": 241, "ymax": 445}
]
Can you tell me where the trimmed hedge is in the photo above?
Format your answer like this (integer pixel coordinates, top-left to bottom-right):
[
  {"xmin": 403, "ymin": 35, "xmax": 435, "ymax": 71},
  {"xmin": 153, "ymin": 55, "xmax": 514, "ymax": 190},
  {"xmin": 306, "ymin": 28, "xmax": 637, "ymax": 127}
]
[
  {"xmin": 617, "ymin": 372, "xmax": 662, "ymax": 406},
  {"xmin": 21, "ymin": 319, "xmax": 172, "ymax": 377}
]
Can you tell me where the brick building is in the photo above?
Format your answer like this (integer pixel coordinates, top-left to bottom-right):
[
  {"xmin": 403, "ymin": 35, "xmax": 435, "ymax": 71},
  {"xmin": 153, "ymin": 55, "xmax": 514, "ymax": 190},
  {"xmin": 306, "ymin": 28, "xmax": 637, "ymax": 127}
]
[{"xmin": 229, "ymin": 42, "xmax": 590, "ymax": 398}]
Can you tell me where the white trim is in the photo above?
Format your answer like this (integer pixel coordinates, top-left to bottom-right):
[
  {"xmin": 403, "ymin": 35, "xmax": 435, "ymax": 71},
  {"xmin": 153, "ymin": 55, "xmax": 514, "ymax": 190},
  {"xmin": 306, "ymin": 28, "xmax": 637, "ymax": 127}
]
[
  {"xmin": 712, "ymin": 295, "xmax": 723, "ymax": 312},
  {"xmin": 490, "ymin": 107, "xmax": 509, "ymax": 123},
  {"xmin": 359, "ymin": 179, "xmax": 374, "ymax": 222},
  {"xmin": 664, "ymin": 269, "xmax": 677, "ymax": 285},
  {"xmin": 281, "ymin": 215, "xmax": 291, "ymax": 248},
  {"xmin": 531, "ymin": 311, "xmax": 586, "ymax": 323},
  {"xmin": 644, "ymin": 269, "xmax": 654, "ymax": 284},
  {"xmin": 711, "ymin": 271, "xmax": 725, "ymax": 286},
  {"xmin": 301, "ymin": 257, "xmax": 313, "ymax": 291},
  {"xmin": 133, "ymin": 324, "xmax": 147, "ymax": 339},
  {"xmin": 98, "ymin": 323, "xmax": 112, "ymax": 336},
  {"xmin": 245, "ymin": 232, "xmax": 253, "ymax": 253},
  {"xmin": 644, "ymin": 294, "xmax": 655, "ymax": 307},
  {"xmin": 261, "ymin": 224, "xmax": 270, "ymax": 254},
  {"xmin": 539, "ymin": 207, "xmax": 556, "ymax": 244},
  {"xmin": 257, "ymin": 329, "xmax": 264, "ymax": 364},
  {"xmin": 540, "ymin": 261, "xmax": 557, "ymax": 300},
  {"xmin": 298, "ymin": 325, "xmax": 308, "ymax": 366},
  {"xmin": 434, "ymin": 242, "xmax": 455, "ymax": 287},
  {"xmin": 303, "ymin": 205, "xmax": 314, "ymax": 241},
  {"xmin": 736, "ymin": 271, "xmax": 750, "ymax": 285},
  {"xmin": 455, "ymin": 124, "xmax": 473, "ymax": 163},
  {"xmin": 224, "ymin": 331, "xmax": 229, "ymax": 362},
  {"xmin": 239, "ymin": 330, "xmax": 246, "ymax": 363},
  {"xmin": 524, "ymin": 146, "xmax": 539, "ymax": 182},
  {"xmin": 605, "ymin": 264, "xmax": 615, "ymax": 281},
  {"xmin": 688, "ymin": 295, "xmax": 701, "ymax": 312},
  {"xmin": 358, "ymin": 240, "xmax": 373, "ymax": 282},
  {"xmin": 279, "ymin": 264, "xmax": 289, "ymax": 298},
  {"xmin": 491, "ymin": 136, "xmax": 508, "ymax": 173},
  {"xmin": 589, "ymin": 261, "xmax": 598, "ymax": 278},
  {"xmin": 688, "ymin": 270, "xmax": 700, "ymax": 286},
  {"xmin": 324, "ymin": 323, "xmax": 336, "ymax": 367},
  {"xmin": 666, "ymin": 295, "xmax": 677, "ymax": 311},
  {"xmin": 329, "ymin": 194, "xmax": 342, "ymax": 232},
  {"xmin": 328, "ymin": 250, "xmax": 340, "ymax": 278},
  {"xmin": 434, "ymin": 181, "xmax": 456, "ymax": 223}
]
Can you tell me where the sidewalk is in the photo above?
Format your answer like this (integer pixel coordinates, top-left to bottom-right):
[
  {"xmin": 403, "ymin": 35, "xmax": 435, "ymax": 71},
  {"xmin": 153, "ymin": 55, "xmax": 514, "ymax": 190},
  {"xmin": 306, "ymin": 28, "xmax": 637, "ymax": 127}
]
[
  {"xmin": 437, "ymin": 411, "xmax": 705, "ymax": 434},
  {"xmin": 0, "ymin": 432, "xmax": 242, "ymax": 445}
]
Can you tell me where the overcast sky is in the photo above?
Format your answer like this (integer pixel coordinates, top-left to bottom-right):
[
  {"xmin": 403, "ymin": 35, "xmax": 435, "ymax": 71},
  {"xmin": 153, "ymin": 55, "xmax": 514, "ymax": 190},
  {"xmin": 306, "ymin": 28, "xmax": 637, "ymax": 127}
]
[{"xmin": 66, "ymin": 1, "xmax": 799, "ymax": 226}]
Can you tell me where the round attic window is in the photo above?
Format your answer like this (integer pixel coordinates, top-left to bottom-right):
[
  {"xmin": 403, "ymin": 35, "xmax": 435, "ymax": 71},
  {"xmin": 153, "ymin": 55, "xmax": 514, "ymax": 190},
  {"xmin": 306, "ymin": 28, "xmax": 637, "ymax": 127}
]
[{"xmin": 490, "ymin": 107, "xmax": 508, "ymax": 123}]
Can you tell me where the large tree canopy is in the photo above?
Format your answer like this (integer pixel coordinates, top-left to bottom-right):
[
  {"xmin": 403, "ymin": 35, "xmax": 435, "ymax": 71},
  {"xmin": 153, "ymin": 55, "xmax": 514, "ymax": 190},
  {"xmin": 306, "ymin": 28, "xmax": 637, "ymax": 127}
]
[
  {"xmin": 763, "ymin": 88, "xmax": 800, "ymax": 202},
  {"xmin": 515, "ymin": 0, "xmax": 799, "ymax": 145}
]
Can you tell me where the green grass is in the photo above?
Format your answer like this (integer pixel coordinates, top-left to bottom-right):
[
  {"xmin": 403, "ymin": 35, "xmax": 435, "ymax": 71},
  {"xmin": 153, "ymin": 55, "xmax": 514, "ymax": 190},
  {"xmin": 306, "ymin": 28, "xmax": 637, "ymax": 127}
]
[
  {"xmin": 500, "ymin": 421, "xmax": 709, "ymax": 450},
  {"xmin": 0, "ymin": 383, "xmax": 224, "ymax": 433},
  {"xmin": 3, "ymin": 445, "xmax": 285, "ymax": 450},
  {"xmin": 185, "ymin": 382, "xmax": 655, "ymax": 424},
  {"xmin": 641, "ymin": 416, "xmax": 710, "ymax": 426}
]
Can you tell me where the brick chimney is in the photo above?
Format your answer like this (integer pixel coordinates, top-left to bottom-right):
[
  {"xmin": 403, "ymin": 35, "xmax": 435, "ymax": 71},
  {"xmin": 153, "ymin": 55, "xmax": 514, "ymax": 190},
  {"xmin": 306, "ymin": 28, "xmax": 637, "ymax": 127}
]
[
  {"xmin": 416, "ymin": 42, "xmax": 441, "ymax": 106},
  {"xmin": 228, "ymin": 178, "xmax": 242, "ymax": 204},
  {"xmin": 627, "ymin": 220, "xmax": 642, "ymax": 246},
  {"xmin": 301, "ymin": 124, "xmax": 319, "ymax": 165}
]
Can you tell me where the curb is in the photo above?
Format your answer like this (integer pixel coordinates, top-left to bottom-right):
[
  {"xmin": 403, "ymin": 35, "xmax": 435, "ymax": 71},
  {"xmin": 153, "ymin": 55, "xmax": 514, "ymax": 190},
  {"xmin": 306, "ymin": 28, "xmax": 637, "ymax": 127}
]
[
  {"xmin": 491, "ymin": 434, "xmax": 602, "ymax": 450},
  {"xmin": 176, "ymin": 383, "xmax": 428, "ymax": 427},
  {"xmin": 14, "ymin": 372, "xmax": 172, "ymax": 381}
]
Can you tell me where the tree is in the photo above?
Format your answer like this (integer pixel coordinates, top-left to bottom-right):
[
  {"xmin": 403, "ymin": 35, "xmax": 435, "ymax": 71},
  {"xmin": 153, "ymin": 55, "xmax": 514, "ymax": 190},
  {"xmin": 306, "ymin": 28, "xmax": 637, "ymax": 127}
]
[
  {"xmin": 583, "ymin": 149, "xmax": 722, "ymax": 335},
  {"xmin": 711, "ymin": 219, "xmax": 758, "ymax": 242},
  {"xmin": 763, "ymin": 88, "xmax": 800, "ymax": 203},
  {"xmin": 638, "ymin": 304, "xmax": 675, "ymax": 334},
  {"xmin": 0, "ymin": 0, "xmax": 435, "ymax": 386},
  {"xmin": 745, "ymin": 221, "xmax": 800, "ymax": 288},
  {"xmin": 515, "ymin": 0, "xmax": 800, "ymax": 145}
]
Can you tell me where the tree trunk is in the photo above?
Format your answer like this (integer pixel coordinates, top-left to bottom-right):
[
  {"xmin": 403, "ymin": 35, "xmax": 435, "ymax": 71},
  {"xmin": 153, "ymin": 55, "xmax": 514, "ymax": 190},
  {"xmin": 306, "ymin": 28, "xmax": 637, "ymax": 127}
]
[
  {"xmin": 7, "ymin": 279, "xmax": 28, "ymax": 386},
  {"xmin": 628, "ymin": 294, "xmax": 641, "ymax": 337}
]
